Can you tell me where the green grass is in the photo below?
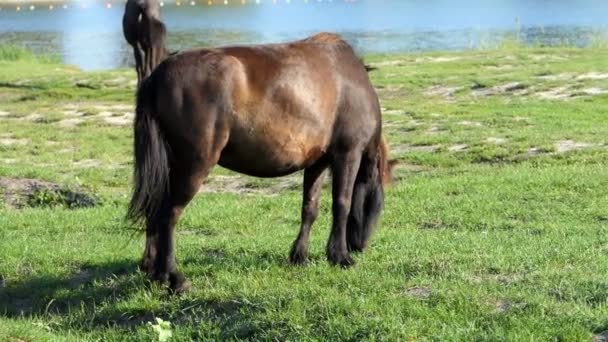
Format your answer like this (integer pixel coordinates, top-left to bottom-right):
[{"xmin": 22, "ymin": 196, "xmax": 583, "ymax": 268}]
[{"xmin": 1, "ymin": 45, "xmax": 608, "ymax": 340}]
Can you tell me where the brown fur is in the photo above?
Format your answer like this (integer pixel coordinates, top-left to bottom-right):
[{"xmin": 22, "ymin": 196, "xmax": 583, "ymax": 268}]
[{"xmin": 128, "ymin": 33, "xmax": 395, "ymax": 293}]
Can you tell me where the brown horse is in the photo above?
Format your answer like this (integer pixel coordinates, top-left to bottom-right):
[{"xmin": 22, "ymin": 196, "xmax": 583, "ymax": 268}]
[
  {"xmin": 127, "ymin": 33, "xmax": 396, "ymax": 293},
  {"xmin": 122, "ymin": 0, "xmax": 167, "ymax": 84}
]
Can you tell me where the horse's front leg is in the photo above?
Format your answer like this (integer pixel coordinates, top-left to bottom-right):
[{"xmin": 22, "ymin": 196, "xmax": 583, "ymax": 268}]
[
  {"xmin": 327, "ymin": 151, "xmax": 362, "ymax": 267},
  {"xmin": 290, "ymin": 161, "xmax": 327, "ymax": 264}
]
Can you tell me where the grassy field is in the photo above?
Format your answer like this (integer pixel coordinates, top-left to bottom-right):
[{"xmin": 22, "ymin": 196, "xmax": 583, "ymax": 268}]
[{"xmin": 1, "ymin": 44, "xmax": 608, "ymax": 341}]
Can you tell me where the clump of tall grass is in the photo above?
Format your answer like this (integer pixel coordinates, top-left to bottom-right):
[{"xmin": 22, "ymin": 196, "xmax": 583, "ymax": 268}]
[
  {"xmin": 0, "ymin": 44, "xmax": 60, "ymax": 63},
  {"xmin": 589, "ymin": 29, "xmax": 608, "ymax": 48},
  {"xmin": 0, "ymin": 45, "xmax": 34, "ymax": 61}
]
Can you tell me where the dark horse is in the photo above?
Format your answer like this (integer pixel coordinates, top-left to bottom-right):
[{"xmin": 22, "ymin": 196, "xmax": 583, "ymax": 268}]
[
  {"xmin": 122, "ymin": 0, "xmax": 167, "ymax": 84},
  {"xmin": 128, "ymin": 33, "xmax": 396, "ymax": 293}
]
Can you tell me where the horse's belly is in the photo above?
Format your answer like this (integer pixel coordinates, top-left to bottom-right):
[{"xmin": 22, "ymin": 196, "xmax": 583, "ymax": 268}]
[{"xmin": 218, "ymin": 129, "xmax": 327, "ymax": 178}]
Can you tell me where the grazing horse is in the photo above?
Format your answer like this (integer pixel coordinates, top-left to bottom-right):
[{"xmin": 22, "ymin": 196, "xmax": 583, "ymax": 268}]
[
  {"xmin": 127, "ymin": 33, "xmax": 396, "ymax": 293},
  {"xmin": 122, "ymin": 0, "xmax": 167, "ymax": 84}
]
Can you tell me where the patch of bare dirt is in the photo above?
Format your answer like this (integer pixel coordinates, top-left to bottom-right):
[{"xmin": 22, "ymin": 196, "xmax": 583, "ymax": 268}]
[
  {"xmin": 415, "ymin": 56, "xmax": 461, "ymax": 63},
  {"xmin": 537, "ymin": 86, "xmax": 571, "ymax": 100},
  {"xmin": 536, "ymin": 72, "xmax": 574, "ymax": 81},
  {"xmin": 536, "ymin": 85, "xmax": 607, "ymax": 100},
  {"xmin": 98, "ymin": 111, "xmax": 113, "ymax": 118},
  {"xmin": 485, "ymin": 64, "xmax": 513, "ymax": 70},
  {"xmin": 199, "ymin": 175, "xmax": 301, "ymax": 195},
  {"xmin": 494, "ymin": 299, "xmax": 528, "ymax": 313},
  {"xmin": 63, "ymin": 109, "xmax": 85, "ymax": 117},
  {"xmin": 0, "ymin": 138, "xmax": 28, "ymax": 146},
  {"xmin": 472, "ymin": 82, "xmax": 528, "ymax": 97},
  {"xmin": 424, "ymin": 85, "xmax": 461, "ymax": 99},
  {"xmin": 370, "ymin": 60, "xmax": 404, "ymax": 67},
  {"xmin": 425, "ymin": 125, "xmax": 446, "ymax": 135},
  {"xmin": 383, "ymin": 109, "xmax": 407, "ymax": 115},
  {"xmin": 458, "ymin": 120, "xmax": 483, "ymax": 127},
  {"xmin": 486, "ymin": 137, "xmax": 507, "ymax": 144},
  {"xmin": 58, "ymin": 147, "xmax": 75, "ymax": 154},
  {"xmin": 58, "ymin": 118, "xmax": 84, "ymax": 127},
  {"xmin": 0, "ymin": 111, "xmax": 10, "ymax": 117},
  {"xmin": 581, "ymin": 88, "xmax": 608, "ymax": 95},
  {"xmin": 555, "ymin": 140, "xmax": 600, "ymax": 153},
  {"xmin": 73, "ymin": 159, "xmax": 102, "ymax": 168},
  {"xmin": 530, "ymin": 54, "xmax": 566, "ymax": 61},
  {"xmin": 18, "ymin": 114, "xmax": 43, "ymax": 122},
  {"xmin": 92, "ymin": 104, "xmax": 133, "ymax": 112},
  {"xmin": 103, "ymin": 113, "xmax": 133, "ymax": 126},
  {"xmin": 0, "ymin": 177, "xmax": 99, "ymax": 209},
  {"xmin": 402, "ymin": 286, "xmax": 432, "ymax": 299},
  {"xmin": 392, "ymin": 144, "xmax": 441, "ymax": 154},
  {"xmin": 448, "ymin": 144, "xmax": 468, "ymax": 152},
  {"xmin": 577, "ymin": 72, "xmax": 608, "ymax": 80},
  {"xmin": 524, "ymin": 147, "xmax": 544, "ymax": 157}
]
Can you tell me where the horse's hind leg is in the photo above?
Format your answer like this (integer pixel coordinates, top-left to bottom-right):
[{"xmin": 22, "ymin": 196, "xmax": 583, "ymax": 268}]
[
  {"xmin": 151, "ymin": 158, "xmax": 214, "ymax": 293},
  {"xmin": 289, "ymin": 160, "xmax": 328, "ymax": 264},
  {"xmin": 327, "ymin": 151, "xmax": 362, "ymax": 267}
]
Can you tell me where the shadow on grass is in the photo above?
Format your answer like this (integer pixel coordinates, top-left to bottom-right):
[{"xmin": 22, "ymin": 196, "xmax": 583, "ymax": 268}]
[
  {"xmin": 0, "ymin": 259, "xmax": 139, "ymax": 318},
  {"xmin": 0, "ymin": 254, "xmax": 282, "ymax": 339},
  {"xmin": 0, "ymin": 81, "xmax": 45, "ymax": 91}
]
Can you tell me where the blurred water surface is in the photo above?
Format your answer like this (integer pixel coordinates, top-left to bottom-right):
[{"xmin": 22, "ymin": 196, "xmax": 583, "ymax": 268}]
[{"xmin": 0, "ymin": 0, "xmax": 606, "ymax": 70}]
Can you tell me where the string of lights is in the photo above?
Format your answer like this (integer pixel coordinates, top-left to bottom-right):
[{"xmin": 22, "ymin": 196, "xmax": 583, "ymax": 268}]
[{"xmin": 0, "ymin": 0, "xmax": 357, "ymax": 12}]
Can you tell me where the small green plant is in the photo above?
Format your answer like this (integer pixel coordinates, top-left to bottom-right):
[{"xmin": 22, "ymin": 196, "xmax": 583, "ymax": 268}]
[
  {"xmin": 26, "ymin": 187, "xmax": 100, "ymax": 209},
  {"xmin": 27, "ymin": 188, "xmax": 66, "ymax": 208},
  {"xmin": 148, "ymin": 318, "xmax": 173, "ymax": 342}
]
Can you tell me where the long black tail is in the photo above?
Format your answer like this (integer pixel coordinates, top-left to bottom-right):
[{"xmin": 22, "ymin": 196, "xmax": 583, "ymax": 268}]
[
  {"xmin": 127, "ymin": 79, "xmax": 170, "ymax": 225},
  {"xmin": 346, "ymin": 152, "xmax": 384, "ymax": 252}
]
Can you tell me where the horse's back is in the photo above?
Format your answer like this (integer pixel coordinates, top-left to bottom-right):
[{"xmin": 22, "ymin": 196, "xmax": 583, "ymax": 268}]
[{"xmin": 147, "ymin": 34, "xmax": 381, "ymax": 176}]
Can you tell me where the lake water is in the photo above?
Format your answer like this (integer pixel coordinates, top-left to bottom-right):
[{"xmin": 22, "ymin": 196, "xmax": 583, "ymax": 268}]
[{"xmin": 1, "ymin": 0, "xmax": 607, "ymax": 70}]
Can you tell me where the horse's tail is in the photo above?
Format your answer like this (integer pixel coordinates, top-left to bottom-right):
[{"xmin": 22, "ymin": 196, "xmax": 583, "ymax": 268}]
[
  {"xmin": 346, "ymin": 135, "xmax": 396, "ymax": 252},
  {"xmin": 127, "ymin": 78, "xmax": 170, "ymax": 225}
]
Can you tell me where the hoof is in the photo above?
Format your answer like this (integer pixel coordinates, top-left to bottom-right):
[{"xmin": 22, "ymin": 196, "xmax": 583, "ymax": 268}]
[
  {"xmin": 347, "ymin": 241, "xmax": 366, "ymax": 253},
  {"xmin": 327, "ymin": 250, "xmax": 355, "ymax": 268},
  {"xmin": 289, "ymin": 249, "xmax": 309, "ymax": 265},
  {"xmin": 169, "ymin": 272, "xmax": 192, "ymax": 295},
  {"xmin": 149, "ymin": 271, "xmax": 169, "ymax": 284},
  {"xmin": 139, "ymin": 258, "xmax": 155, "ymax": 275}
]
